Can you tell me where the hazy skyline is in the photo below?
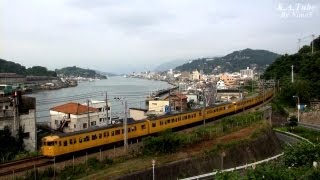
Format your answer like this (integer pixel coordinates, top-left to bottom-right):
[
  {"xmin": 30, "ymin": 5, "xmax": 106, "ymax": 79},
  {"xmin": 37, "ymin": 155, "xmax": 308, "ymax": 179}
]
[{"xmin": 1, "ymin": 0, "xmax": 319, "ymax": 73}]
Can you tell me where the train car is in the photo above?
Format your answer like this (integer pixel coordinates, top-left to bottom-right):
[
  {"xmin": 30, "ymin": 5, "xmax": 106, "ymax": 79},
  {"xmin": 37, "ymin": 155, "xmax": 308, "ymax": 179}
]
[
  {"xmin": 42, "ymin": 121, "xmax": 149, "ymax": 157},
  {"xmin": 41, "ymin": 89, "xmax": 274, "ymax": 157},
  {"xmin": 148, "ymin": 110, "xmax": 203, "ymax": 134}
]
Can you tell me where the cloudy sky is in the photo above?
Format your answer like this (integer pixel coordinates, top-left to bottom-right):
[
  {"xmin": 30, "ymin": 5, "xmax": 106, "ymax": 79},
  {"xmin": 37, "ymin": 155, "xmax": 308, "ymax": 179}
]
[{"xmin": 1, "ymin": 0, "xmax": 319, "ymax": 73}]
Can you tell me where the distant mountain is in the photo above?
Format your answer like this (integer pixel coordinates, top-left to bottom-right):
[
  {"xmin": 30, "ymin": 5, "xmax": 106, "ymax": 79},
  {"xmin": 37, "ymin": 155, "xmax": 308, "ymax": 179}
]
[
  {"xmin": 0, "ymin": 58, "xmax": 57, "ymax": 77},
  {"xmin": 154, "ymin": 59, "xmax": 190, "ymax": 72},
  {"xmin": 56, "ymin": 66, "xmax": 107, "ymax": 79},
  {"xmin": 175, "ymin": 49, "xmax": 280, "ymax": 74}
]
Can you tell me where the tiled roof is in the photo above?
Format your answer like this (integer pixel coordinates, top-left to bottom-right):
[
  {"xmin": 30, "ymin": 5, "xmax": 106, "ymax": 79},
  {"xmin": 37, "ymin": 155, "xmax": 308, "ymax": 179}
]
[{"xmin": 50, "ymin": 102, "xmax": 98, "ymax": 115}]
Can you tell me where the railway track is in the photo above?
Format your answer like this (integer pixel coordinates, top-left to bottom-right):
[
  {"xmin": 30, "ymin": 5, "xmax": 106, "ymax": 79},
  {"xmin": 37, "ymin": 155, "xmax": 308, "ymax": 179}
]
[{"xmin": 0, "ymin": 156, "xmax": 52, "ymax": 177}]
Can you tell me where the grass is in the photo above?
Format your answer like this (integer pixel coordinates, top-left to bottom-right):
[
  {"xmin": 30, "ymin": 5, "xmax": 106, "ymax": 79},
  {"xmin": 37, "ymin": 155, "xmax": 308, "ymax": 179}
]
[{"xmin": 275, "ymin": 126, "xmax": 320, "ymax": 143}]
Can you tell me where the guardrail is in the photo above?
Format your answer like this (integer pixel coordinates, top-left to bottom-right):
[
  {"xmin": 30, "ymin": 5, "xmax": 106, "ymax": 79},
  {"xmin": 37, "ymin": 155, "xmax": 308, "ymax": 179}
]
[
  {"xmin": 273, "ymin": 129, "xmax": 314, "ymax": 145},
  {"xmin": 180, "ymin": 153, "xmax": 284, "ymax": 180}
]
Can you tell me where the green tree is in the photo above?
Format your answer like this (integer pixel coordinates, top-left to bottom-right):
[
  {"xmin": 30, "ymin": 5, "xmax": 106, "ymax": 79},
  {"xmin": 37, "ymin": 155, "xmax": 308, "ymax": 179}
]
[{"xmin": 283, "ymin": 142, "xmax": 319, "ymax": 167}]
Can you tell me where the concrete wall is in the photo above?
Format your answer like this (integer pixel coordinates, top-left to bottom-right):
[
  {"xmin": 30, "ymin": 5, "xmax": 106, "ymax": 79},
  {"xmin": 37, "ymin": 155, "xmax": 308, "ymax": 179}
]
[
  {"xmin": 129, "ymin": 109, "xmax": 147, "ymax": 120},
  {"xmin": 20, "ymin": 110, "xmax": 36, "ymax": 151}
]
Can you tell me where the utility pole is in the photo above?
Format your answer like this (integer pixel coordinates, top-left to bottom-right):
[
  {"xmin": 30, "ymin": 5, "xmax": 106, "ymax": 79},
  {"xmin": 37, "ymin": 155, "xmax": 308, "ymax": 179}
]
[
  {"xmin": 124, "ymin": 100, "xmax": 128, "ymax": 151},
  {"xmin": 203, "ymin": 88, "xmax": 206, "ymax": 126},
  {"xmin": 179, "ymin": 84, "xmax": 182, "ymax": 112},
  {"xmin": 105, "ymin": 91, "xmax": 109, "ymax": 126},
  {"xmin": 87, "ymin": 99, "xmax": 90, "ymax": 128},
  {"xmin": 312, "ymin": 34, "xmax": 315, "ymax": 54},
  {"xmin": 291, "ymin": 65, "xmax": 294, "ymax": 83}
]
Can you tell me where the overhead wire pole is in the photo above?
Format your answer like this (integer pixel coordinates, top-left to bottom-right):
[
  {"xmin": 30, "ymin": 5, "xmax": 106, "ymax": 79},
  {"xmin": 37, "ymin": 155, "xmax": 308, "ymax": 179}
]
[
  {"xmin": 124, "ymin": 100, "xmax": 128, "ymax": 152},
  {"xmin": 105, "ymin": 91, "xmax": 109, "ymax": 126},
  {"xmin": 87, "ymin": 99, "xmax": 90, "ymax": 128},
  {"xmin": 312, "ymin": 34, "xmax": 315, "ymax": 54}
]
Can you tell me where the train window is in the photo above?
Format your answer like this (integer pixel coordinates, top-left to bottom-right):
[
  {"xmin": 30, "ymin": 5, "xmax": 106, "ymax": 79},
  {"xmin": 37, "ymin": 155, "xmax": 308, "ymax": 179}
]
[
  {"xmin": 194, "ymin": 113, "xmax": 196, "ymax": 117},
  {"xmin": 107, "ymin": 131, "xmax": 110, "ymax": 136},
  {"xmin": 171, "ymin": 119, "xmax": 174, "ymax": 123},
  {"xmin": 122, "ymin": 129, "xmax": 124, "ymax": 134},
  {"xmin": 141, "ymin": 125, "xmax": 146, "ymax": 129},
  {"xmin": 43, "ymin": 142, "xmax": 46, "ymax": 146},
  {"xmin": 79, "ymin": 138, "xmax": 82, "ymax": 143},
  {"xmin": 47, "ymin": 142, "xmax": 54, "ymax": 146},
  {"xmin": 59, "ymin": 141, "xmax": 61, "ymax": 146},
  {"xmin": 84, "ymin": 136, "xmax": 90, "ymax": 142},
  {"xmin": 152, "ymin": 123, "xmax": 156, "ymax": 127},
  {"xmin": 104, "ymin": 132, "xmax": 106, "ymax": 137},
  {"xmin": 69, "ymin": 139, "xmax": 73, "ymax": 144},
  {"xmin": 111, "ymin": 131, "xmax": 114, "ymax": 136},
  {"xmin": 160, "ymin": 121, "xmax": 163, "ymax": 125},
  {"xmin": 54, "ymin": 141, "xmax": 57, "ymax": 145},
  {"xmin": 128, "ymin": 128, "xmax": 131, "ymax": 132},
  {"xmin": 184, "ymin": 115, "xmax": 187, "ymax": 119},
  {"xmin": 92, "ymin": 135, "xmax": 97, "ymax": 140},
  {"xmin": 199, "ymin": 112, "xmax": 202, "ymax": 116},
  {"xmin": 99, "ymin": 133, "xmax": 102, "ymax": 139},
  {"xmin": 115, "ymin": 130, "xmax": 120, "ymax": 135},
  {"xmin": 167, "ymin": 120, "xmax": 170, "ymax": 124},
  {"xmin": 74, "ymin": 139, "xmax": 76, "ymax": 144},
  {"xmin": 188, "ymin": 115, "xmax": 191, "ymax": 119},
  {"xmin": 63, "ymin": 141, "xmax": 68, "ymax": 146}
]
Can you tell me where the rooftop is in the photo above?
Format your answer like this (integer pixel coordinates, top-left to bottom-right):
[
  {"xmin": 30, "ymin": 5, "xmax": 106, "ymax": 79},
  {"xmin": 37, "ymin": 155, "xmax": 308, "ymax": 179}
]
[{"xmin": 50, "ymin": 102, "xmax": 98, "ymax": 115}]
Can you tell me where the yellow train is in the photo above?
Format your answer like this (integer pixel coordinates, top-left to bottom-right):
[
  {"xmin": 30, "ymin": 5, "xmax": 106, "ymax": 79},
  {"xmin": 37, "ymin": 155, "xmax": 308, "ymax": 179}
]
[{"xmin": 41, "ymin": 90, "xmax": 273, "ymax": 157}]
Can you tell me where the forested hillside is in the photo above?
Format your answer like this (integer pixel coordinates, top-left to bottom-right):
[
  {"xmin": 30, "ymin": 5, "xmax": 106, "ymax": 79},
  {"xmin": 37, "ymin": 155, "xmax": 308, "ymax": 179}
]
[
  {"xmin": 0, "ymin": 58, "xmax": 56, "ymax": 77},
  {"xmin": 263, "ymin": 36, "xmax": 320, "ymax": 104},
  {"xmin": 56, "ymin": 66, "xmax": 107, "ymax": 79},
  {"xmin": 175, "ymin": 49, "xmax": 280, "ymax": 74}
]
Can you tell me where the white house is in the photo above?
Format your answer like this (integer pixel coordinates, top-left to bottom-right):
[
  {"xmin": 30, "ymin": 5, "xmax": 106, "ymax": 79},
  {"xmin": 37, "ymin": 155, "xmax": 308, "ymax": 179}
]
[
  {"xmin": 217, "ymin": 80, "xmax": 227, "ymax": 90},
  {"xmin": 50, "ymin": 101, "xmax": 111, "ymax": 133}
]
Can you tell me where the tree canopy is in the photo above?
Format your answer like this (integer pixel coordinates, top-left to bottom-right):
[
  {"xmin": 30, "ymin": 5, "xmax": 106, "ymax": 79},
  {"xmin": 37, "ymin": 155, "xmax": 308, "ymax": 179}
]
[{"xmin": 263, "ymin": 36, "xmax": 320, "ymax": 103}]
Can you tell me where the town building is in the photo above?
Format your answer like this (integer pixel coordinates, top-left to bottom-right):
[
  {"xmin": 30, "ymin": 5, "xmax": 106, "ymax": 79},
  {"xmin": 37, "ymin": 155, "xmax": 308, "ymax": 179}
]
[
  {"xmin": 192, "ymin": 70, "xmax": 201, "ymax": 81},
  {"xmin": 50, "ymin": 101, "xmax": 111, "ymax": 133},
  {"xmin": 148, "ymin": 100, "xmax": 170, "ymax": 115},
  {"xmin": 216, "ymin": 80, "xmax": 227, "ymax": 90},
  {"xmin": 0, "ymin": 73, "xmax": 26, "ymax": 84},
  {"xmin": 240, "ymin": 67, "xmax": 254, "ymax": 79},
  {"xmin": 129, "ymin": 108, "xmax": 148, "ymax": 120},
  {"xmin": 0, "ymin": 94, "xmax": 36, "ymax": 151},
  {"xmin": 163, "ymin": 93, "xmax": 188, "ymax": 111},
  {"xmin": 220, "ymin": 73, "xmax": 237, "ymax": 87}
]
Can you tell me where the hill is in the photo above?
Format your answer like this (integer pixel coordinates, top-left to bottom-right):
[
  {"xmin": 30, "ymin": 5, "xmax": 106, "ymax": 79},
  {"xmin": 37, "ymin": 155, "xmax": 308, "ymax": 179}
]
[
  {"xmin": 95, "ymin": 70, "xmax": 117, "ymax": 77},
  {"xmin": 56, "ymin": 66, "xmax": 107, "ymax": 79},
  {"xmin": 0, "ymin": 58, "xmax": 57, "ymax": 77},
  {"xmin": 154, "ymin": 59, "xmax": 190, "ymax": 72},
  {"xmin": 175, "ymin": 49, "xmax": 280, "ymax": 74},
  {"xmin": 263, "ymin": 35, "xmax": 320, "ymax": 103}
]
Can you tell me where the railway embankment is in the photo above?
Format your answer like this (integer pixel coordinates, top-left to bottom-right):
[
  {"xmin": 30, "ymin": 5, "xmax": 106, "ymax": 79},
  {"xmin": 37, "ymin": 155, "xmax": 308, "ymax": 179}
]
[{"xmin": 114, "ymin": 124, "xmax": 281, "ymax": 180}]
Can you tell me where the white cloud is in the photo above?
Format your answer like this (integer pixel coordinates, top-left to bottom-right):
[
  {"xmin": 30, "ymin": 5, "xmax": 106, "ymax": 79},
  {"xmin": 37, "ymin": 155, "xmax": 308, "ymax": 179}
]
[{"xmin": 1, "ymin": 0, "xmax": 319, "ymax": 73}]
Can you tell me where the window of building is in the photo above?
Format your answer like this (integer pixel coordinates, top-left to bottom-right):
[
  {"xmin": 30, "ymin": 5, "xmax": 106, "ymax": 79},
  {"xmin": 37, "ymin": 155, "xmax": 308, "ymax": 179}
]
[
  {"xmin": 23, "ymin": 132, "xmax": 30, "ymax": 138},
  {"xmin": 74, "ymin": 124, "xmax": 76, "ymax": 129},
  {"xmin": 83, "ymin": 123, "xmax": 87, "ymax": 129},
  {"xmin": 55, "ymin": 120, "xmax": 59, "ymax": 125},
  {"xmin": 91, "ymin": 121, "xmax": 96, "ymax": 126}
]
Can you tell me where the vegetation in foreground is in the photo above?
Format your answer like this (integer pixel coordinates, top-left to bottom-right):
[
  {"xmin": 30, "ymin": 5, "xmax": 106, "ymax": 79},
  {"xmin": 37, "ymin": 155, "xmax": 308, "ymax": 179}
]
[{"xmin": 216, "ymin": 142, "xmax": 320, "ymax": 179}]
